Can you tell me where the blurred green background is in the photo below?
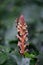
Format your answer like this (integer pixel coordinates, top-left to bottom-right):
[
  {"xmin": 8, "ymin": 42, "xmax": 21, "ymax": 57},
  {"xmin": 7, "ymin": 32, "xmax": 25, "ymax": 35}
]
[{"xmin": 0, "ymin": 0, "xmax": 43, "ymax": 65}]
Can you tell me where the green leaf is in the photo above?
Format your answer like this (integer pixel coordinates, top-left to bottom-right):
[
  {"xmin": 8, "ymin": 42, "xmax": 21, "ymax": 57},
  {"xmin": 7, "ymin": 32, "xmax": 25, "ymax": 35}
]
[
  {"xmin": 0, "ymin": 52, "xmax": 8, "ymax": 64},
  {"xmin": 24, "ymin": 52, "xmax": 36, "ymax": 59},
  {"xmin": 0, "ymin": 45, "xmax": 11, "ymax": 53},
  {"xmin": 2, "ymin": 58, "xmax": 17, "ymax": 65},
  {"xmin": 10, "ymin": 50, "xmax": 22, "ymax": 65},
  {"xmin": 30, "ymin": 59, "xmax": 37, "ymax": 65}
]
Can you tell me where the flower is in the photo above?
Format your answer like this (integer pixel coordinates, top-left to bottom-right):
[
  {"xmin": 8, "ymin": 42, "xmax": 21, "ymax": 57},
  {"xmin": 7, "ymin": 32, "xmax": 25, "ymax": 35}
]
[{"xmin": 16, "ymin": 15, "xmax": 28, "ymax": 54}]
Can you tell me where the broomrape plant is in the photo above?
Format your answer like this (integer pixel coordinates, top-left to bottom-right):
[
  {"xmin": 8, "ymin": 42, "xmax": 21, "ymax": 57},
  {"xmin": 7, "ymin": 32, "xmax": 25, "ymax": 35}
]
[{"xmin": 16, "ymin": 15, "xmax": 29, "ymax": 54}]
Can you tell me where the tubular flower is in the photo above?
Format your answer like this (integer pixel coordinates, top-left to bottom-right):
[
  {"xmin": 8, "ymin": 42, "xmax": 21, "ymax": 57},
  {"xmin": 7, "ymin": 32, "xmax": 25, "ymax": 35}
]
[{"xmin": 16, "ymin": 15, "xmax": 29, "ymax": 54}]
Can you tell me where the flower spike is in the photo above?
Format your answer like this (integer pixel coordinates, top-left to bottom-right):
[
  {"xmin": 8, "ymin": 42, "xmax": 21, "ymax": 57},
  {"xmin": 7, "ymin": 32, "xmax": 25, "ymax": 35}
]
[{"xmin": 16, "ymin": 15, "xmax": 29, "ymax": 54}]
